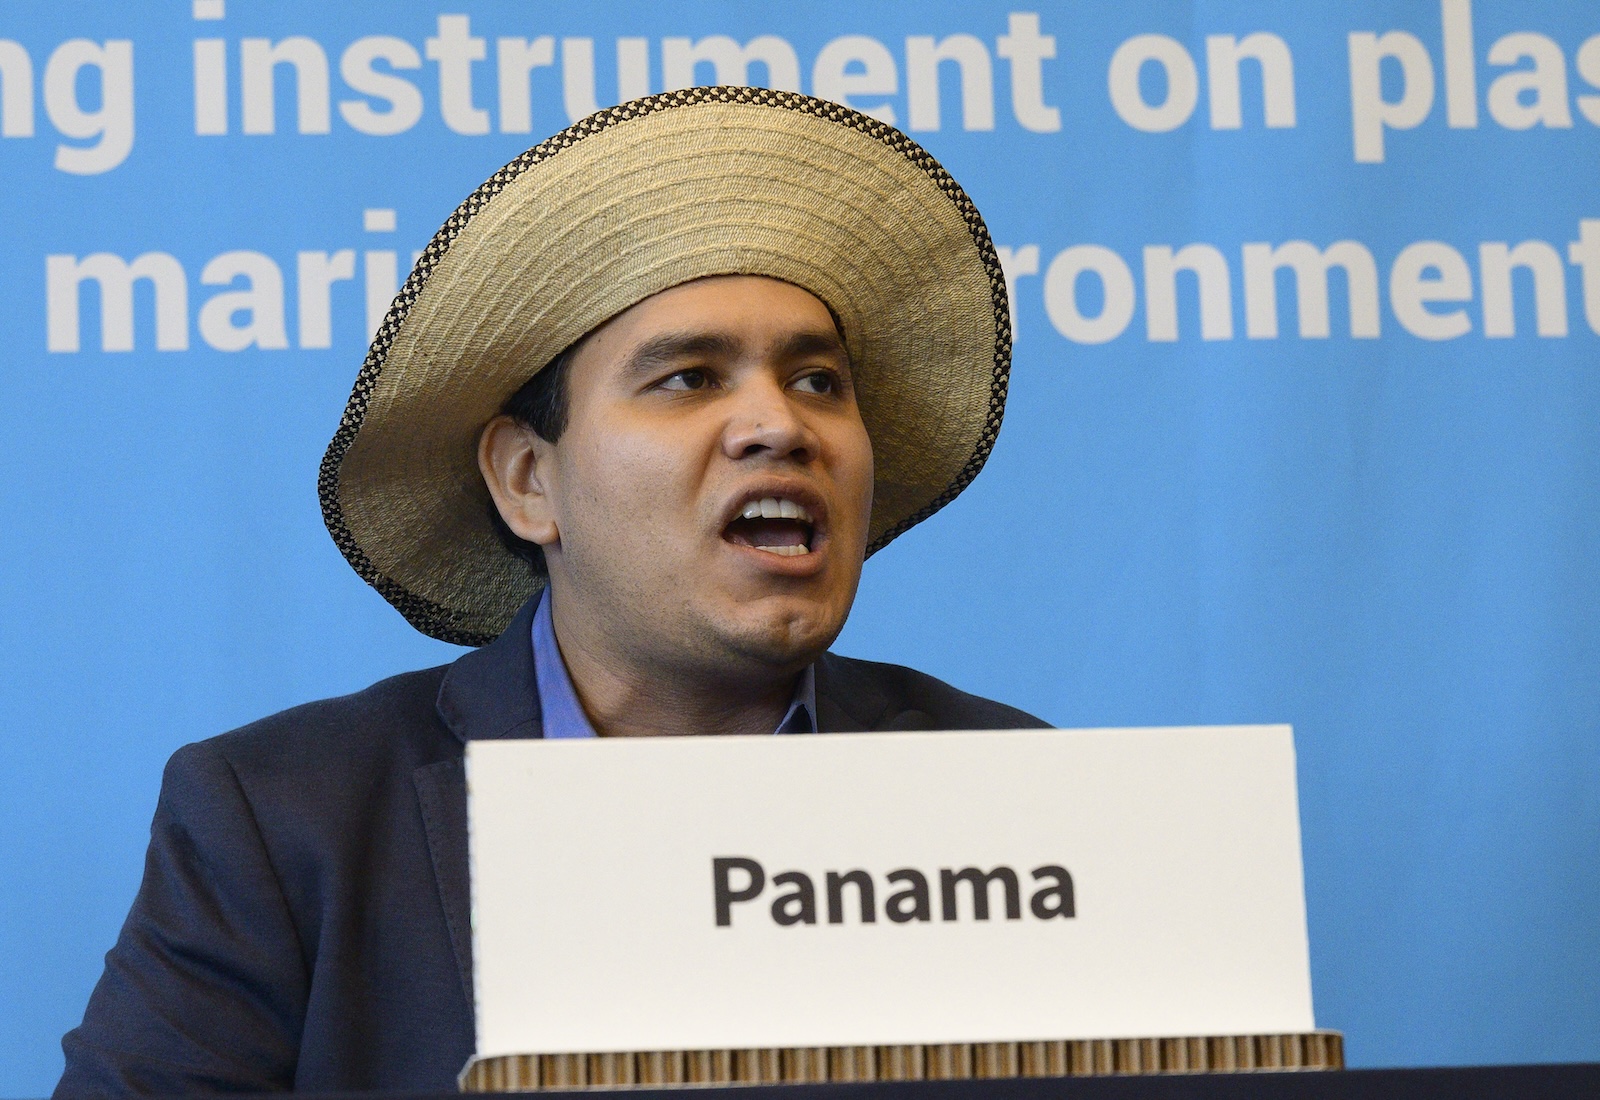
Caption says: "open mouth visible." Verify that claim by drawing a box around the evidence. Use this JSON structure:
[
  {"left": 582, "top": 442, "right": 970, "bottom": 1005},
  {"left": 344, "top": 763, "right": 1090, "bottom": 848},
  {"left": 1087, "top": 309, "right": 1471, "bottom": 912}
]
[{"left": 722, "top": 496, "right": 817, "bottom": 557}]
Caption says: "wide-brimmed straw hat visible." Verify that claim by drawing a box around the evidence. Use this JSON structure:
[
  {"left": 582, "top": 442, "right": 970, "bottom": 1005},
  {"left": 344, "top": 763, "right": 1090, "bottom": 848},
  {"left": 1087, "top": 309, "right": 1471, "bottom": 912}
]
[{"left": 319, "top": 86, "right": 1012, "bottom": 647}]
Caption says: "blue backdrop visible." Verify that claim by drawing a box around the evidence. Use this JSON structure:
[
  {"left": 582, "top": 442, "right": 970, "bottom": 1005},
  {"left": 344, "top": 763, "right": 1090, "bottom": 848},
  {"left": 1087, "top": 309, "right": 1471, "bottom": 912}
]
[{"left": 3, "top": 0, "right": 1598, "bottom": 1093}]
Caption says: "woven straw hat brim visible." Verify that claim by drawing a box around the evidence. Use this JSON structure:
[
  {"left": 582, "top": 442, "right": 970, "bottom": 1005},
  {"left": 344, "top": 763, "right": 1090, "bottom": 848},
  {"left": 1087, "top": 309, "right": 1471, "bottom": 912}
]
[{"left": 320, "top": 87, "right": 1011, "bottom": 646}]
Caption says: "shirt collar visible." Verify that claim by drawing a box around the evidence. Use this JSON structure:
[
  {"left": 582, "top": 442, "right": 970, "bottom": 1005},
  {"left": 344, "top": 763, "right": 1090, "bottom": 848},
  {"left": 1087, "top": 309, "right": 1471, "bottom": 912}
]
[{"left": 531, "top": 587, "right": 816, "bottom": 738}]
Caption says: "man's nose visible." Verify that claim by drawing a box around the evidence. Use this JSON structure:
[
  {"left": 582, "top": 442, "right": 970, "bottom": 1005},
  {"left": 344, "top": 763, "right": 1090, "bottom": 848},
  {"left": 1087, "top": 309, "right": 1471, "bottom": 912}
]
[{"left": 721, "top": 377, "right": 819, "bottom": 462}]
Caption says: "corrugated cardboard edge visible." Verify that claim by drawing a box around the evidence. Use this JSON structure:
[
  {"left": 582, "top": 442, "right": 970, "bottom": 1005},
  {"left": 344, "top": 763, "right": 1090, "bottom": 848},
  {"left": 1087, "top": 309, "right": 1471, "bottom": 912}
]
[{"left": 458, "top": 1031, "right": 1344, "bottom": 1090}]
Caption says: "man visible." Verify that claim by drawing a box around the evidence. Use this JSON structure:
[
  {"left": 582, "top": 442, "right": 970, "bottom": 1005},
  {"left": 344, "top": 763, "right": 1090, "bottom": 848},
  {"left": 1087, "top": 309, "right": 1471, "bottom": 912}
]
[{"left": 56, "top": 87, "right": 1044, "bottom": 1096}]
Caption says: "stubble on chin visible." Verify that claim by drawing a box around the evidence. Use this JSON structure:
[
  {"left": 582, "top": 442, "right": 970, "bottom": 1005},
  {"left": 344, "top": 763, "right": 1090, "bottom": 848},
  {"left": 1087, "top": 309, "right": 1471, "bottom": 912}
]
[{"left": 686, "top": 594, "right": 847, "bottom": 681}]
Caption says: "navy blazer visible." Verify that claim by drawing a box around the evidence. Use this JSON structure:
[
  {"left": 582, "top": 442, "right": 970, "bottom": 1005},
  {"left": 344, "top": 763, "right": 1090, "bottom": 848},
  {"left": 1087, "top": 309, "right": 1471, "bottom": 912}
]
[{"left": 55, "top": 599, "right": 1047, "bottom": 1096}]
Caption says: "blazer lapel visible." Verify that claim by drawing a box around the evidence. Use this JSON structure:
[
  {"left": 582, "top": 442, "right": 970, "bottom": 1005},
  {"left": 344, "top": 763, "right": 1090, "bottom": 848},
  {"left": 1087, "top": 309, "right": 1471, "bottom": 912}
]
[
  {"left": 416, "top": 596, "right": 546, "bottom": 1012},
  {"left": 413, "top": 759, "right": 474, "bottom": 1013}
]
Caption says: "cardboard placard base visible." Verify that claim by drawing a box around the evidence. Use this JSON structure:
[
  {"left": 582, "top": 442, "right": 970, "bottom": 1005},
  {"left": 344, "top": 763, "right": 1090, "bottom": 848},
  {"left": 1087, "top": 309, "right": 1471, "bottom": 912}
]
[{"left": 460, "top": 1032, "right": 1344, "bottom": 1091}]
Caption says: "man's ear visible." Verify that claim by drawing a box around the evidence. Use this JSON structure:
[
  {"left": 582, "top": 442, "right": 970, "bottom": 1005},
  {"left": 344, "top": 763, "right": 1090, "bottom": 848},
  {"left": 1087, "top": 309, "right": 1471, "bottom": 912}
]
[{"left": 478, "top": 415, "right": 560, "bottom": 547}]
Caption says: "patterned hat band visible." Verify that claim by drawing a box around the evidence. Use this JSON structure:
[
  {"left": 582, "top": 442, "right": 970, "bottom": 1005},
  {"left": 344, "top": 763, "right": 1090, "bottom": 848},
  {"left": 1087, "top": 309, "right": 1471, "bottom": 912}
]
[{"left": 319, "top": 86, "right": 1012, "bottom": 646}]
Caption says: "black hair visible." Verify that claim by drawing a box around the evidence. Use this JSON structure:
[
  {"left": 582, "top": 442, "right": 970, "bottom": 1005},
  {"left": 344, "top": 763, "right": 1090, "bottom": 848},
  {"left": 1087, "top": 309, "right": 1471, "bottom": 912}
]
[{"left": 487, "top": 345, "right": 575, "bottom": 577}]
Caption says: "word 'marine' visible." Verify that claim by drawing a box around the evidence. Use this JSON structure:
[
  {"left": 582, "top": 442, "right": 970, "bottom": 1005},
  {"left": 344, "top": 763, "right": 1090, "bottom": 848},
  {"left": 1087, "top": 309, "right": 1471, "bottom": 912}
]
[{"left": 713, "top": 857, "right": 1075, "bottom": 928}]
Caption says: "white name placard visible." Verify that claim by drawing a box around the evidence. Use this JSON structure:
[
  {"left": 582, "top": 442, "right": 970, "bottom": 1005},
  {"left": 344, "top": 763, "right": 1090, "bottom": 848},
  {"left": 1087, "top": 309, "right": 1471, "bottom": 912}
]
[{"left": 466, "top": 726, "right": 1314, "bottom": 1060}]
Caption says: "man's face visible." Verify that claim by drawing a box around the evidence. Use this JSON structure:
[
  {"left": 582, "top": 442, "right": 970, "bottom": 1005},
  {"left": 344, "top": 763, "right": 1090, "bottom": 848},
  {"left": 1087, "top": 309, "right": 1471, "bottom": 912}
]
[{"left": 532, "top": 275, "right": 874, "bottom": 679}]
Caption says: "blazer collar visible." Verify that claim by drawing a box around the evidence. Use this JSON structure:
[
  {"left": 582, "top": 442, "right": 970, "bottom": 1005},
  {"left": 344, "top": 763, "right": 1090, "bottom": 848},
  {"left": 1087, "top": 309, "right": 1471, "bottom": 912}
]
[
  {"left": 435, "top": 595, "right": 544, "bottom": 743},
  {"left": 814, "top": 651, "right": 893, "bottom": 732}
]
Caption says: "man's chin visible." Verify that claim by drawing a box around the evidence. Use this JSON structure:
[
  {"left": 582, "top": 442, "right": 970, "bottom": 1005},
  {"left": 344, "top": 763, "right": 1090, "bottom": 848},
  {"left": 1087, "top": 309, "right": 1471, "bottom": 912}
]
[{"left": 706, "top": 599, "right": 846, "bottom": 673}]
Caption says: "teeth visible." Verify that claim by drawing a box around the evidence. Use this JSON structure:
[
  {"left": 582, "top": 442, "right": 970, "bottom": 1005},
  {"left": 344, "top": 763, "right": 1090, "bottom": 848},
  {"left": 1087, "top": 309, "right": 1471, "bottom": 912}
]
[
  {"left": 741, "top": 496, "right": 815, "bottom": 523},
  {"left": 756, "top": 544, "right": 810, "bottom": 556}
]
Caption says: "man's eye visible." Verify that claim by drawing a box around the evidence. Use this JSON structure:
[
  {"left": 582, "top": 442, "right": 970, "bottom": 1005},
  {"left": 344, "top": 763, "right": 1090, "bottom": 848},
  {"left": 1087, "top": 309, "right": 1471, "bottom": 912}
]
[
  {"left": 660, "top": 368, "right": 711, "bottom": 391},
  {"left": 792, "top": 370, "right": 840, "bottom": 395}
]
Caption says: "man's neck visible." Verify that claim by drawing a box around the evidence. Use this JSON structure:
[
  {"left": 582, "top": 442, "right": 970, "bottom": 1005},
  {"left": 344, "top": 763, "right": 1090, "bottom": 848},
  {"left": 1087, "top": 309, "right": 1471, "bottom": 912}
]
[
  {"left": 564, "top": 650, "right": 798, "bottom": 737},
  {"left": 547, "top": 595, "right": 802, "bottom": 738}
]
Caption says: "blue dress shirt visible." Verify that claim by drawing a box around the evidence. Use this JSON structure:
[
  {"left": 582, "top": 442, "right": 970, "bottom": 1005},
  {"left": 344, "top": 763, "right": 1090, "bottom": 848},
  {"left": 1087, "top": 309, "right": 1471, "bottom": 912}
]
[{"left": 530, "top": 589, "right": 816, "bottom": 738}]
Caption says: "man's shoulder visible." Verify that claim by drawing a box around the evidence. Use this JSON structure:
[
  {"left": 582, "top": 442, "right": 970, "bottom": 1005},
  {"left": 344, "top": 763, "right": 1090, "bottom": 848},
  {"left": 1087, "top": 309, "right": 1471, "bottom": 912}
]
[
  {"left": 169, "top": 663, "right": 459, "bottom": 793},
  {"left": 817, "top": 653, "right": 1050, "bottom": 732}
]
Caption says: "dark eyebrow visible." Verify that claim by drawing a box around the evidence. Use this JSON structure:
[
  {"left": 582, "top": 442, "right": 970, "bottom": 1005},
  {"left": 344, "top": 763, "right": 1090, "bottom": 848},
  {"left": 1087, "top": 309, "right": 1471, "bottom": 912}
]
[
  {"left": 774, "top": 329, "right": 850, "bottom": 366},
  {"left": 618, "top": 328, "right": 850, "bottom": 379},
  {"left": 619, "top": 332, "right": 744, "bottom": 379}
]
